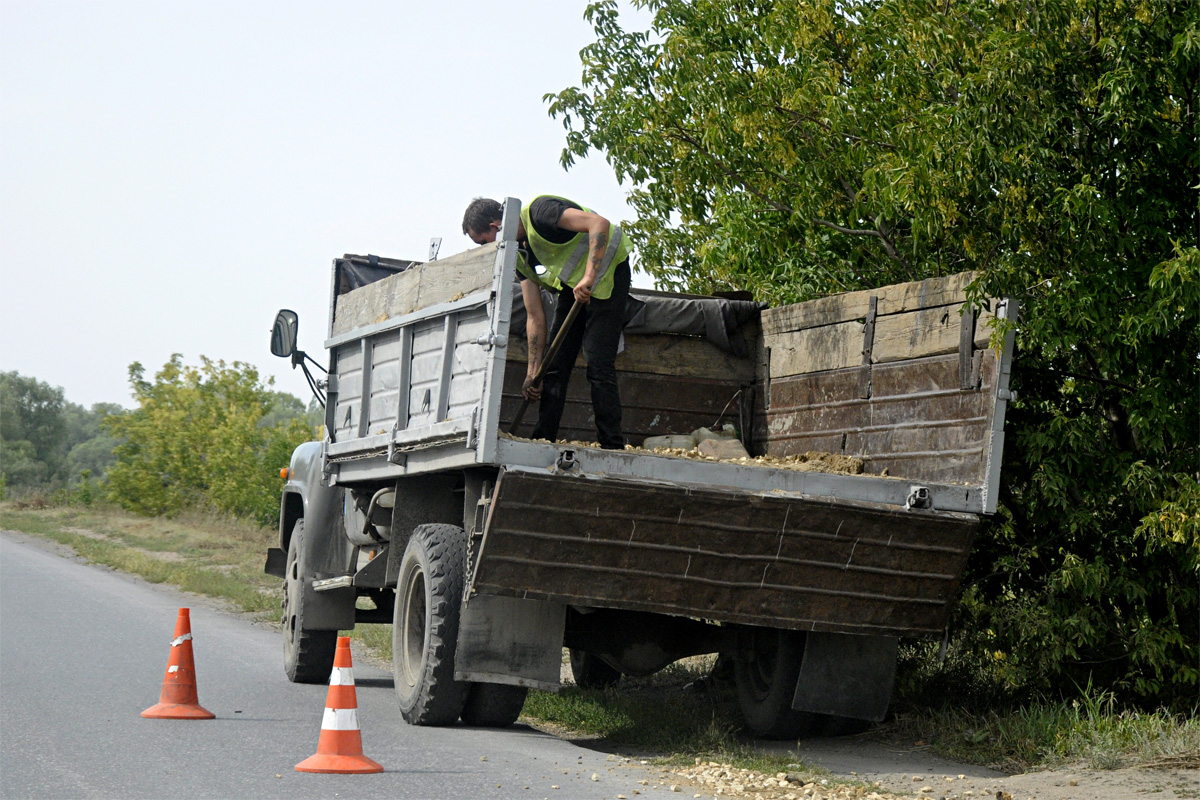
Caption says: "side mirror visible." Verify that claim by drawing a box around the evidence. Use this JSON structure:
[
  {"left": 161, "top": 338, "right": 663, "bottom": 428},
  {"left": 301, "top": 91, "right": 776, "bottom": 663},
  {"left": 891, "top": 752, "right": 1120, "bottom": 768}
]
[{"left": 270, "top": 309, "right": 299, "bottom": 358}]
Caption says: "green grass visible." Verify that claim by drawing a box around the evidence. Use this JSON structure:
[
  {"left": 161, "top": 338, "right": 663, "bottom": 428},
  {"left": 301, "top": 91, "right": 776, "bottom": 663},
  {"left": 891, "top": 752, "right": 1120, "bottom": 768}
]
[{"left": 2, "top": 502, "right": 281, "bottom": 615}]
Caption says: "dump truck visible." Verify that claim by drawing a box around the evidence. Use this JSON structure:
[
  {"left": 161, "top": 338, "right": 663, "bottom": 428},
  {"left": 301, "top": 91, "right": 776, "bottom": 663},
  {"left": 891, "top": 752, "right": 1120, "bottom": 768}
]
[{"left": 266, "top": 197, "right": 1017, "bottom": 738}]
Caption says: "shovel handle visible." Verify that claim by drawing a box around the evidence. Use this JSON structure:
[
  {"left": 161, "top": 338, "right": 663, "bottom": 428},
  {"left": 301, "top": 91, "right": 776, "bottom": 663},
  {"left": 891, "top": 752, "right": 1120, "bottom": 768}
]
[{"left": 508, "top": 300, "right": 584, "bottom": 435}]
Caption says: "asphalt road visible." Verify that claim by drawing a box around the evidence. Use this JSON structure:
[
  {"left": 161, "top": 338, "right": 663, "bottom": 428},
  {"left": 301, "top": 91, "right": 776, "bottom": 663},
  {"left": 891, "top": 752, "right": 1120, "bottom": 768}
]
[{"left": 0, "top": 531, "right": 679, "bottom": 800}]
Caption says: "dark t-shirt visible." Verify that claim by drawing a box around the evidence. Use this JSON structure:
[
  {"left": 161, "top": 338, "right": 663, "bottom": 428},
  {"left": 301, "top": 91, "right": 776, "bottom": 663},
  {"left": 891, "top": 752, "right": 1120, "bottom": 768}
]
[{"left": 521, "top": 196, "right": 581, "bottom": 268}]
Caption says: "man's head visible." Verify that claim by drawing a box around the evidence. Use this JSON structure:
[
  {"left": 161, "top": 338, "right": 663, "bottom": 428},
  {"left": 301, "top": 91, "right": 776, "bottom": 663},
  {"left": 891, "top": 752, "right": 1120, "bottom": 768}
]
[{"left": 462, "top": 197, "right": 504, "bottom": 244}]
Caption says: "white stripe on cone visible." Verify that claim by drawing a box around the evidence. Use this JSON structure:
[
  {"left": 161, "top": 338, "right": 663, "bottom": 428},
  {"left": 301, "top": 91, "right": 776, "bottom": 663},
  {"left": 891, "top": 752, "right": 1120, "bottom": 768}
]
[
  {"left": 329, "top": 667, "right": 355, "bottom": 686},
  {"left": 321, "top": 707, "right": 360, "bottom": 731}
]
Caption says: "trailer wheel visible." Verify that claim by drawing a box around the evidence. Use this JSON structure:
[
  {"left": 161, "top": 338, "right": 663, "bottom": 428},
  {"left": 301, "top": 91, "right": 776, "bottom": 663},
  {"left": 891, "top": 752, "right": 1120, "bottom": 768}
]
[
  {"left": 569, "top": 649, "right": 622, "bottom": 689},
  {"left": 282, "top": 520, "right": 337, "bottom": 683},
  {"left": 460, "top": 682, "right": 528, "bottom": 727},
  {"left": 733, "top": 627, "right": 822, "bottom": 740},
  {"left": 393, "top": 523, "right": 469, "bottom": 725}
]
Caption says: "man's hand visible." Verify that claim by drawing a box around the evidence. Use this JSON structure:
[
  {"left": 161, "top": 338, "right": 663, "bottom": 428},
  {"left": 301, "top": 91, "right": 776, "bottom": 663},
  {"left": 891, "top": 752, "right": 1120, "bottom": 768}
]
[
  {"left": 522, "top": 371, "right": 542, "bottom": 401},
  {"left": 573, "top": 272, "right": 596, "bottom": 304}
]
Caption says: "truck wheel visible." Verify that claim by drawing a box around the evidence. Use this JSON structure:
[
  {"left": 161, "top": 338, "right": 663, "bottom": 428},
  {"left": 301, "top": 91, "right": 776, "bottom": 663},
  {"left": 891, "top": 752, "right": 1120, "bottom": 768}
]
[
  {"left": 460, "top": 682, "right": 528, "bottom": 727},
  {"left": 282, "top": 520, "right": 337, "bottom": 683},
  {"left": 569, "top": 649, "right": 622, "bottom": 689},
  {"left": 393, "top": 523, "right": 469, "bottom": 725},
  {"left": 733, "top": 627, "right": 822, "bottom": 740}
]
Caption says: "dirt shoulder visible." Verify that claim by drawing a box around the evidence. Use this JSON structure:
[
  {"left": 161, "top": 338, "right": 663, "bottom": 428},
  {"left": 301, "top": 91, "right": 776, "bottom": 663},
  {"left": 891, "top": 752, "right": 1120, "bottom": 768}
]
[{"left": 595, "top": 734, "right": 1199, "bottom": 800}]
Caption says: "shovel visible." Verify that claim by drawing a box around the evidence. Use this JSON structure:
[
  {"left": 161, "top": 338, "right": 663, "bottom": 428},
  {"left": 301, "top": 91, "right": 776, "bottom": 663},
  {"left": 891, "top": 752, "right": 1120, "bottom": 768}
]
[{"left": 508, "top": 300, "right": 583, "bottom": 434}]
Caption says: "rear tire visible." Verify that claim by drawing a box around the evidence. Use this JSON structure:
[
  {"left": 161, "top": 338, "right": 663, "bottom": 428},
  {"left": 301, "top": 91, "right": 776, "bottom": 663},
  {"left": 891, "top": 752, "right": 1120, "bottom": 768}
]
[
  {"left": 393, "top": 523, "right": 470, "bottom": 725},
  {"left": 282, "top": 520, "right": 337, "bottom": 683},
  {"left": 460, "top": 682, "right": 528, "bottom": 727},
  {"left": 569, "top": 649, "right": 622, "bottom": 689},
  {"left": 733, "top": 627, "right": 822, "bottom": 740}
]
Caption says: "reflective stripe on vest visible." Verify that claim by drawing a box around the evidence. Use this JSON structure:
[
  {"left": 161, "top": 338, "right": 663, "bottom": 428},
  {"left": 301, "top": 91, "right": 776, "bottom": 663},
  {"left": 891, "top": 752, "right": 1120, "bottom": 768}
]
[{"left": 519, "top": 196, "right": 629, "bottom": 300}]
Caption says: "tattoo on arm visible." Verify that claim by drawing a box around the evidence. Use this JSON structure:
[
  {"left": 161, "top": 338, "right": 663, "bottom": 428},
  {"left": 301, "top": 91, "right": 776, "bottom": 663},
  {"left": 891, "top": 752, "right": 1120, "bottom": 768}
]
[
  {"left": 529, "top": 333, "right": 541, "bottom": 368},
  {"left": 591, "top": 231, "right": 608, "bottom": 262}
]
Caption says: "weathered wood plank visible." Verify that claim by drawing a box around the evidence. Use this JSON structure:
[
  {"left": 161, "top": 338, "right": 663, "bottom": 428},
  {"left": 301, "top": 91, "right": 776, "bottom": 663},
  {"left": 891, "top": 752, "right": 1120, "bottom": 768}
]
[
  {"left": 766, "top": 302, "right": 996, "bottom": 376},
  {"left": 500, "top": 358, "right": 746, "bottom": 447},
  {"left": 761, "top": 271, "right": 978, "bottom": 335},
  {"left": 331, "top": 243, "right": 496, "bottom": 335},
  {"left": 765, "top": 320, "right": 865, "bottom": 377},
  {"left": 507, "top": 332, "right": 757, "bottom": 383}
]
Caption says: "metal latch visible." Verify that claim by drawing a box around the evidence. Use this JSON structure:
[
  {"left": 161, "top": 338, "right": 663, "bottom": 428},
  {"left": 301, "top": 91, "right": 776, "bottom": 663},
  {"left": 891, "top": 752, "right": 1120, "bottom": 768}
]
[
  {"left": 555, "top": 449, "right": 579, "bottom": 473},
  {"left": 473, "top": 332, "right": 507, "bottom": 350},
  {"left": 905, "top": 486, "right": 932, "bottom": 510}
]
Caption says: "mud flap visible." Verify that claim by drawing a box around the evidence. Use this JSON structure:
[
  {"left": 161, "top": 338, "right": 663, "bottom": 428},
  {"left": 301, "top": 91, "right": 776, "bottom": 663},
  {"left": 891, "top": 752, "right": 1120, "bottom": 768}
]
[
  {"left": 264, "top": 547, "right": 287, "bottom": 578},
  {"left": 791, "top": 632, "right": 897, "bottom": 722},
  {"left": 455, "top": 594, "right": 565, "bottom": 690}
]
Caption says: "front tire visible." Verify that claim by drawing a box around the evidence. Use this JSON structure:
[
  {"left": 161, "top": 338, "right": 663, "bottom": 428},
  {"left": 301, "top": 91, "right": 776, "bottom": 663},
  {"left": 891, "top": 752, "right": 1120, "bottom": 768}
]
[
  {"left": 733, "top": 627, "right": 822, "bottom": 740},
  {"left": 282, "top": 520, "right": 337, "bottom": 683},
  {"left": 393, "top": 523, "right": 470, "bottom": 725}
]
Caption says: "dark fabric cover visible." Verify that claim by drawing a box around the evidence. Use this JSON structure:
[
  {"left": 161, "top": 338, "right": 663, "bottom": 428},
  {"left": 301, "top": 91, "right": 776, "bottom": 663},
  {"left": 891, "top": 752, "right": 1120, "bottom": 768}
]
[
  {"left": 335, "top": 253, "right": 421, "bottom": 296},
  {"left": 509, "top": 280, "right": 763, "bottom": 356}
]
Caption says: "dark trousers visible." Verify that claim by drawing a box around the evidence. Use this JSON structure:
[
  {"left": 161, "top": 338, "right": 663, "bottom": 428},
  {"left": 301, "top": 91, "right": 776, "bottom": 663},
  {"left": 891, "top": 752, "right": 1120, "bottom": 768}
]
[{"left": 531, "top": 260, "right": 631, "bottom": 449}]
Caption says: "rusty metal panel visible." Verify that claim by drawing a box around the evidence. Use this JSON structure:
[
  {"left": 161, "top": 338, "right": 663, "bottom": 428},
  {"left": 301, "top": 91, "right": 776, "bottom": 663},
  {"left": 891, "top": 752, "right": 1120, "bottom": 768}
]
[{"left": 473, "top": 470, "right": 978, "bottom": 638}]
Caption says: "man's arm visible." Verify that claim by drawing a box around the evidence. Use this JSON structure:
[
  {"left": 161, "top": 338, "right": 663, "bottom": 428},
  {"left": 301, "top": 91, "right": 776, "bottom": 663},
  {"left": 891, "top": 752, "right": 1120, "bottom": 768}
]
[
  {"left": 521, "top": 278, "right": 547, "bottom": 400},
  {"left": 556, "top": 207, "right": 612, "bottom": 304}
]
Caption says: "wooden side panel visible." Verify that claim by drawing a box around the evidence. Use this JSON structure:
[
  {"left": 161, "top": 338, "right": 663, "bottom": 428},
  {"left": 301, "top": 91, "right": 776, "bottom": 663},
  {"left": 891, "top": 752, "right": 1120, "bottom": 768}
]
[
  {"left": 331, "top": 244, "right": 496, "bottom": 336},
  {"left": 758, "top": 270, "right": 1003, "bottom": 488},
  {"left": 475, "top": 471, "right": 978, "bottom": 638}
]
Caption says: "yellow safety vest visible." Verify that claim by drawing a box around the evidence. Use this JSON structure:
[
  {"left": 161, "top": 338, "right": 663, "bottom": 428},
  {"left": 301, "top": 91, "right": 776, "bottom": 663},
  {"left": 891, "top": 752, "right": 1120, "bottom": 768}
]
[{"left": 518, "top": 196, "right": 630, "bottom": 300}]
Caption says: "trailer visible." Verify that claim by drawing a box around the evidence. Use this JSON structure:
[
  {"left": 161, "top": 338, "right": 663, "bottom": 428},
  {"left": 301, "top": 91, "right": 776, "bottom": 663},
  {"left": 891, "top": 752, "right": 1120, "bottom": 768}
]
[{"left": 266, "top": 197, "right": 1016, "bottom": 737}]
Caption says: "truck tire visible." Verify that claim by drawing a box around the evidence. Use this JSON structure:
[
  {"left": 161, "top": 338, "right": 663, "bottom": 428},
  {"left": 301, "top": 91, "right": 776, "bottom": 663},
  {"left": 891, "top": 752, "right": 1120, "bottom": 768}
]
[
  {"left": 393, "top": 523, "right": 470, "bottom": 726},
  {"left": 460, "top": 682, "right": 528, "bottom": 727},
  {"left": 733, "top": 626, "right": 822, "bottom": 740},
  {"left": 282, "top": 520, "right": 337, "bottom": 683},
  {"left": 569, "top": 649, "right": 622, "bottom": 689}
]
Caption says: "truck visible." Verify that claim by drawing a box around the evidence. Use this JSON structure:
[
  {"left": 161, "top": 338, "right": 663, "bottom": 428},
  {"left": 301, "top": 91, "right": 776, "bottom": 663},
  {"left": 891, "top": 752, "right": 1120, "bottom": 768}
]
[{"left": 265, "top": 197, "right": 1017, "bottom": 738}]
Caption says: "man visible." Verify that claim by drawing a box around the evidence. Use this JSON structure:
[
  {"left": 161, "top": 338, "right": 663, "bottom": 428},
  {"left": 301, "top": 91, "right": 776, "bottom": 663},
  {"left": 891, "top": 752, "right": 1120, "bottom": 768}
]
[{"left": 462, "top": 195, "right": 631, "bottom": 450}]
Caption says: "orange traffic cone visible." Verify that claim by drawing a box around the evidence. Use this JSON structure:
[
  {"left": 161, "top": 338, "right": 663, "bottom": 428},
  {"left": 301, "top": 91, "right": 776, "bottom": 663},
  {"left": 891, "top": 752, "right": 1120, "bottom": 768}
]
[
  {"left": 142, "top": 608, "right": 215, "bottom": 719},
  {"left": 295, "top": 636, "right": 383, "bottom": 774}
]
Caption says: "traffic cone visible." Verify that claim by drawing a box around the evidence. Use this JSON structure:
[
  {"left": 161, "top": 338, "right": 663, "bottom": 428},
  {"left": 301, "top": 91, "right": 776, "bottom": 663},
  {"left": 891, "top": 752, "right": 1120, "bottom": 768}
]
[
  {"left": 142, "top": 608, "right": 215, "bottom": 719},
  {"left": 295, "top": 636, "right": 383, "bottom": 774}
]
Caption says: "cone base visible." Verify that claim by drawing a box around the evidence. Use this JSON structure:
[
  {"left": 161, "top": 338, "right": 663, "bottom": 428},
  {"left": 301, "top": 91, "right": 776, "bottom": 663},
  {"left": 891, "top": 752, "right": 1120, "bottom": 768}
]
[
  {"left": 295, "top": 753, "right": 384, "bottom": 774},
  {"left": 141, "top": 702, "right": 216, "bottom": 719}
]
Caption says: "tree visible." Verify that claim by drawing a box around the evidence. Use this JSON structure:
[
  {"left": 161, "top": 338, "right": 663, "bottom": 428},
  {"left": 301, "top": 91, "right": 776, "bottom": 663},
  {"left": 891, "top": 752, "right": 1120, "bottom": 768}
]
[
  {"left": 0, "top": 371, "right": 68, "bottom": 487},
  {"left": 104, "top": 356, "right": 316, "bottom": 525},
  {"left": 551, "top": 0, "right": 1198, "bottom": 707}
]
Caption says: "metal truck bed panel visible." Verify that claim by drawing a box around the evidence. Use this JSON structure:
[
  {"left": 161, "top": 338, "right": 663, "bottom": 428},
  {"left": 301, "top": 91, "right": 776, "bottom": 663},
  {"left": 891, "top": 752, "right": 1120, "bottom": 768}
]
[{"left": 473, "top": 469, "right": 978, "bottom": 638}]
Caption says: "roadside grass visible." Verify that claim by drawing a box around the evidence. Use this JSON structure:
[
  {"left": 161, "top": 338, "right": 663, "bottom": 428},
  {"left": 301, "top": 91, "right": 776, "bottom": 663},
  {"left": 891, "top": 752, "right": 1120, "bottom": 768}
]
[
  {"left": 4, "top": 501, "right": 1196, "bottom": 777},
  {"left": 1, "top": 501, "right": 280, "bottom": 616},
  {"left": 886, "top": 695, "right": 1200, "bottom": 773}
]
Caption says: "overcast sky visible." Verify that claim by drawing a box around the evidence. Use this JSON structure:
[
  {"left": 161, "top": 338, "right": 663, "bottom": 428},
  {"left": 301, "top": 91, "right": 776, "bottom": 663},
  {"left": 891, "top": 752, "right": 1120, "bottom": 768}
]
[{"left": 1, "top": 1, "right": 653, "bottom": 409}]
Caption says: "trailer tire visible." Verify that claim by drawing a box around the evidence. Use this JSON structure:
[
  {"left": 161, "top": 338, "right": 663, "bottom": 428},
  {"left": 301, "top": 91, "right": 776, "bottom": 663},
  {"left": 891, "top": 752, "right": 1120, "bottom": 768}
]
[
  {"left": 568, "top": 649, "right": 622, "bottom": 689},
  {"left": 282, "top": 520, "right": 337, "bottom": 683},
  {"left": 460, "top": 682, "right": 528, "bottom": 727},
  {"left": 393, "top": 523, "right": 469, "bottom": 726},
  {"left": 733, "top": 627, "right": 822, "bottom": 740}
]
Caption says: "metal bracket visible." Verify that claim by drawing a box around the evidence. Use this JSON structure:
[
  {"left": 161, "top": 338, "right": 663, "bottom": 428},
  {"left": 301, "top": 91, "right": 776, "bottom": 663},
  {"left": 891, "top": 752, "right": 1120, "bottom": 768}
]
[
  {"left": 554, "top": 449, "right": 579, "bottom": 474},
  {"left": 473, "top": 332, "right": 508, "bottom": 350},
  {"left": 904, "top": 485, "right": 932, "bottom": 510}
]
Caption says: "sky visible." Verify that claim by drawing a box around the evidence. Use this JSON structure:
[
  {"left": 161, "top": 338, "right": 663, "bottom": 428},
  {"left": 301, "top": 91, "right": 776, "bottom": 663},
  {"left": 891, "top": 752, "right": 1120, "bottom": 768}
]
[{"left": 1, "top": 1, "right": 653, "bottom": 409}]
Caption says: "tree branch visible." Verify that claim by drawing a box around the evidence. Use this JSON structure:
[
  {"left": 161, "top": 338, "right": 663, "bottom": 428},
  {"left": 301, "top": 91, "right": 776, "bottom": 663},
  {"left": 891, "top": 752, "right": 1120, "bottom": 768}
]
[{"left": 814, "top": 219, "right": 912, "bottom": 271}]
